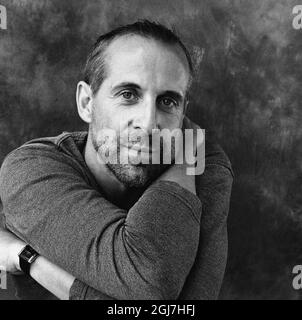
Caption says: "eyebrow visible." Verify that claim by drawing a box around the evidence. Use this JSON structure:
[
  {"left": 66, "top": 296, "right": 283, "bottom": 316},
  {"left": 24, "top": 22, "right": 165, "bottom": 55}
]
[
  {"left": 111, "top": 82, "right": 141, "bottom": 93},
  {"left": 111, "top": 82, "right": 184, "bottom": 102},
  {"left": 160, "top": 90, "right": 184, "bottom": 103}
]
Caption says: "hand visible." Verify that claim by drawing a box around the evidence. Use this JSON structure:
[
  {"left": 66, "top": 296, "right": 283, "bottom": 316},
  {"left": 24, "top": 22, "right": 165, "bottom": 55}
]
[
  {"left": 182, "top": 116, "right": 205, "bottom": 176},
  {"left": 156, "top": 116, "right": 202, "bottom": 195},
  {"left": 0, "top": 228, "right": 25, "bottom": 274},
  {"left": 158, "top": 162, "right": 196, "bottom": 194}
]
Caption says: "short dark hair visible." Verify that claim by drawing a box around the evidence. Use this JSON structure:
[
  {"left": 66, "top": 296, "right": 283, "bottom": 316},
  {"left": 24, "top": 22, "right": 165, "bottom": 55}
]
[{"left": 83, "top": 20, "right": 194, "bottom": 96}]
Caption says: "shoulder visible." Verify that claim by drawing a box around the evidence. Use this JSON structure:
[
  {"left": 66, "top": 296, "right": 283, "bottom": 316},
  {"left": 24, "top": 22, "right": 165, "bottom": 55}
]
[
  {"left": 0, "top": 131, "right": 88, "bottom": 185},
  {"left": 3, "top": 131, "right": 86, "bottom": 161}
]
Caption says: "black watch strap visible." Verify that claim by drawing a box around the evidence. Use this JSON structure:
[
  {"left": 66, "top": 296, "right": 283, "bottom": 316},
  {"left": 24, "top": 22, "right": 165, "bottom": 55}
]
[{"left": 18, "top": 245, "right": 39, "bottom": 276}]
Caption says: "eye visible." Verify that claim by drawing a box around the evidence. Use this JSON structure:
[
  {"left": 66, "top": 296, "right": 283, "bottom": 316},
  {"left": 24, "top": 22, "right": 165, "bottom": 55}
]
[
  {"left": 120, "top": 91, "right": 137, "bottom": 101},
  {"left": 159, "top": 97, "right": 178, "bottom": 110}
]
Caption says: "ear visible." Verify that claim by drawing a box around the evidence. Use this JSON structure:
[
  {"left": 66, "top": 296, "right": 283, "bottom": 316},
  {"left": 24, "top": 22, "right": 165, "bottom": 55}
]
[{"left": 76, "top": 81, "right": 94, "bottom": 124}]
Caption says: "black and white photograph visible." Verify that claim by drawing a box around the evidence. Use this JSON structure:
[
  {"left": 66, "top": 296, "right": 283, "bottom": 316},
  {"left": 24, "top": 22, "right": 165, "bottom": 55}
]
[{"left": 0, "top": 0, "right": 301, "bottom": 306}]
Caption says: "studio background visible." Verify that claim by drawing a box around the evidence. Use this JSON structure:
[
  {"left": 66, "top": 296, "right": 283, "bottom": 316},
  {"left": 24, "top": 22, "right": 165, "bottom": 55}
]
[{"left": 0, "top": 0, "right": 301, "bottom": 300}]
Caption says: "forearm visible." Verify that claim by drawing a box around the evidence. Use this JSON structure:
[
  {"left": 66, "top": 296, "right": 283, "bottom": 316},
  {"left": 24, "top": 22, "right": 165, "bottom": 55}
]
[
  {"left": 70, "top": 181, "right": 201, "bottom": 299},
  {"left": 8, "top": 181, "right": 201, "bottom": 300},
  {"left": 4, "top": 182, "right": 201, "bottom": 299},
  {"left": 1, "top": 146, "right": 201, "bottom": 299},
  {"left": 69, "top": 140, "right": 234, "bottom": 301},
  {"left": 68, "top": 137, "right": 234, "bottom": 301},
  {"left": 9, "top": 239, "right": 74, "bottom": 300},
  {"left": 29, "top": 256, "right": 75, "bottom": 300},
  {"left": 179, "top": 140, "right": 234, "bottom": 300}
]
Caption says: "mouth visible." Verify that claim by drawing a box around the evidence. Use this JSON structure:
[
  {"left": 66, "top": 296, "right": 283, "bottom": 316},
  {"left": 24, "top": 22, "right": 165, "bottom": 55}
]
[
  {"left": 121, "top": 144, "right": 160, "bottom": 166},
  {"left": 123, "top": 143, "right": 156, "bottom": 154}
]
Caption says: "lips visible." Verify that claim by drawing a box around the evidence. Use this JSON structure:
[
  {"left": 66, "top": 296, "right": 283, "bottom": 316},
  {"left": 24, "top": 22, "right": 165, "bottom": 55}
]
[
  {"left": 128, "top": 144, "right": 153, "bottom": 153},
  {"left": 121, "top": 141, "right": 155, "bottom": 153}
]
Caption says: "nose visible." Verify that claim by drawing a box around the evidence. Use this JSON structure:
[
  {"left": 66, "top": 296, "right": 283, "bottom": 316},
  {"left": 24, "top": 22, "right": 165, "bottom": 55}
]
[{"left": 133, "top": 96, "right": 158, "bottom": 134}]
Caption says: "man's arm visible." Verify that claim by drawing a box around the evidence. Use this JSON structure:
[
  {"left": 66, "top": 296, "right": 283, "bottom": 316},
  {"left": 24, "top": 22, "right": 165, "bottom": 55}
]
[
  {"left": 0, "top": 228, "right": 75, "bottom": 300},
  {"left": 0, "top": 227, "right": 117, "bottom": 300},
  {"left": 0, "top": 157, "right": 199, "bottom": 300},
  {"left": 31, "top": 132, "right": 233, "bottom": 301},
  {"left": 180, "top": 162, "right": 233, "bottom": 299},
  {"left": 69, "top": 134, "right": 234, "bottom": 300},
  {"left": 0, "top": 145, "right": 201, "bottom": 300},
  {"left": 1, "top": 129, "right": 232, "bottom": 301},
  {"left": 30, "top": 255, "right": 75, "bottom": 300},
  {"left": 179, "top": 130, "right": 233, "bottom": 300}
]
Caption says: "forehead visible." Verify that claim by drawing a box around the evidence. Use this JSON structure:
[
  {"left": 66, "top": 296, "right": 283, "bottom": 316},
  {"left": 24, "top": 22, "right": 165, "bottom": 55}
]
[{"left": 103, "top": 35, "right": 190, "bottom": 93}]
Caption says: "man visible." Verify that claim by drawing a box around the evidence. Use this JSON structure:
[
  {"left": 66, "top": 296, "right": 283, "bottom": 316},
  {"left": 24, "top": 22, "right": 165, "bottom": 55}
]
[{"left": 0, "top": 20, "right": 233, "bottom": 300}]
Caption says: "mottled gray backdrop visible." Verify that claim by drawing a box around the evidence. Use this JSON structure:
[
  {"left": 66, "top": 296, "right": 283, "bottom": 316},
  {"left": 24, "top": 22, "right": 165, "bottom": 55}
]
[{"left": 0, "top": 0, "right": 301, "bottom": 300}]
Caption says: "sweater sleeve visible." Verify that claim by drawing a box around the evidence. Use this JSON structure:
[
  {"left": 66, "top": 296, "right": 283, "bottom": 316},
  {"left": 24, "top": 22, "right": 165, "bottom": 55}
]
[
  {"left": 0, "top": 145, "right": 202, "bottom": 300},
  {"left": 70, "top": 140, "right": 234, "bottom": 301},
  {"left": 179, "top": 140, "right": 234, "bottom": 300}
]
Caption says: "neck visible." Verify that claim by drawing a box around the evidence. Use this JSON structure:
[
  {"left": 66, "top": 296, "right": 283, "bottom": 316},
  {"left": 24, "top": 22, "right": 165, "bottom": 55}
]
[{"left": 84, "top": 132, "right": 144, "bottom": 209}]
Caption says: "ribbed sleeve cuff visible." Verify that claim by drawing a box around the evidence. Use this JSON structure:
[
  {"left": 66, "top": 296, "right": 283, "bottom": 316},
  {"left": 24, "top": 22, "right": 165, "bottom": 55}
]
[{"left": 69, "top": 279, "right": 88, "bottom": 300}]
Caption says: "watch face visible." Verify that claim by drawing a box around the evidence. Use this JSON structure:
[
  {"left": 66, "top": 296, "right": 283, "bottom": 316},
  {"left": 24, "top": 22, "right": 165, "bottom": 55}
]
[
  {"left": 19, "top": 245, "right": 39, "bottom": 275},
  {"left": 20, "top": 246, "right": 38, "bottom": 262},
  {"left": 22, "top": 248, "right": 34, "bottom": 260}
]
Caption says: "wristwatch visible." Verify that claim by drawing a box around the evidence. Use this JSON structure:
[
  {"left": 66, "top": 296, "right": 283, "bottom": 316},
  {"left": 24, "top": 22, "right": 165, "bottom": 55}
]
[{"left": 18, "top": 245, "right": 39, "bottom": 276}]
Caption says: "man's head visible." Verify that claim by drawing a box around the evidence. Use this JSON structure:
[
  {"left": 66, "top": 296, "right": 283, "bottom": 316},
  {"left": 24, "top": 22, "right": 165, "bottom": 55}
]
[
  {"left": 77, "top": 20, "right": 194, "bottom": 188},
  {"left": 83, "top": 20, "right": 194, "bottom": 96}
]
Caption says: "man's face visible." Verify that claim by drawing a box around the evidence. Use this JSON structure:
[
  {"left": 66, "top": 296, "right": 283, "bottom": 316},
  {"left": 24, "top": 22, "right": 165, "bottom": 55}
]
[{"left": 90, "top": 35, "right": 190, "bottom": 188}]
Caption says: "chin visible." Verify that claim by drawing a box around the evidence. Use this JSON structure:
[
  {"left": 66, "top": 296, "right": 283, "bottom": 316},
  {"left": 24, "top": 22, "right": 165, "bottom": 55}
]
[{"left": 106, "top": 163, "right": 163, "bottom": 188}]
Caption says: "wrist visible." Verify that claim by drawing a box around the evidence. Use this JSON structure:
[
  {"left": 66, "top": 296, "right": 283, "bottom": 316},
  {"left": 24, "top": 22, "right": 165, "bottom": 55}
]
[
  {"left": 159, "top": 165, "right": 196, "bottom": 195},
  {"left": 10, "top": 241, "right": 26, "bottom": 272}
]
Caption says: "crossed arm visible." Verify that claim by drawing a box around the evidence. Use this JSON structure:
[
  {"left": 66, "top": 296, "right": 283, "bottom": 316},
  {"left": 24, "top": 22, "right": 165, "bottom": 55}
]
[
  {"left": 0, "top": 142, "right": 203, "bottom": 300},
  {"left": 0, "top": 125, "right": 233, "bottom": 300}
]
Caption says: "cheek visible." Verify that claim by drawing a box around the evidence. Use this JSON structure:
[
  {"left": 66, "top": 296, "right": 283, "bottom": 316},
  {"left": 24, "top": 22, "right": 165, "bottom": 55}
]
[
  {"left": 159, "top": 112, "right": 184, "bottom": 130},
  {"left": 92, "top": 103, "right": 117, "bottom": 131}
]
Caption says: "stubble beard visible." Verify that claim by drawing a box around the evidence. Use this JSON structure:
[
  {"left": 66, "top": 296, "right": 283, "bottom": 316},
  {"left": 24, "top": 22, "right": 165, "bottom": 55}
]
[{"left": 90, "top": 125, "right": 170, "bottom": 189}]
